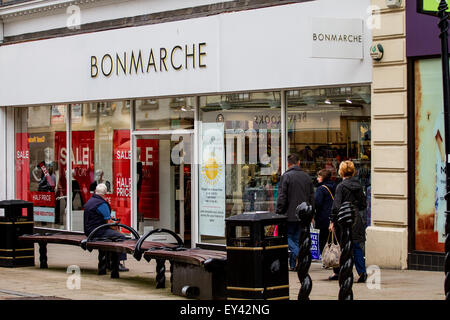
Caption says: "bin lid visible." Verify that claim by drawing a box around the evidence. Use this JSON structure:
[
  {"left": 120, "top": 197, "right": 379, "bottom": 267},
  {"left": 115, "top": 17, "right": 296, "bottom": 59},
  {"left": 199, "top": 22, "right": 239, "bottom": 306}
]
[
  {"left": 0, "top": 200, "right": 33, "bottom": 208},
  {"left": 225, "top": 211, "right": 287, "bottom": 222}
]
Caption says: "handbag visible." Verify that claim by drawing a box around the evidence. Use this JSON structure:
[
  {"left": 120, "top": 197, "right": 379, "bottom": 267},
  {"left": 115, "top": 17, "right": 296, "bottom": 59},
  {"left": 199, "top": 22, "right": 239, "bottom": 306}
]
[{"left": 321, "top": 230, "right": 341, "bottom": 268}]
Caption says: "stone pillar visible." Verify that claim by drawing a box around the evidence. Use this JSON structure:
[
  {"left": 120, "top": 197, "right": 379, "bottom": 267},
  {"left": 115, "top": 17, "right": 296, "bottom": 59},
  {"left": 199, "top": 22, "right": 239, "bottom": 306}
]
[{"left": 367, "top": 0, "right": 408, "bottom": 269}]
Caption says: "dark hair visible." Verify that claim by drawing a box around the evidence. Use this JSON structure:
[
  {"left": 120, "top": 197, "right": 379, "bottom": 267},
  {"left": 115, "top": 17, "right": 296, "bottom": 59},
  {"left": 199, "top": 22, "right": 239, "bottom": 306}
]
[
  {"left": 288, "top": 153, "right": 299, "bottom": 165},
  {"left": 317, "top": 169, "right": 332, "bottom": 181}
]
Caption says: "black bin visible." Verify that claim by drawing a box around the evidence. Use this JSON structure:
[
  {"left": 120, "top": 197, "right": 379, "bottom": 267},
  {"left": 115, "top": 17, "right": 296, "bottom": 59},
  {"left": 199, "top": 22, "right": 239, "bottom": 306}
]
[
  {"left": 0, "top": 200, "right": 35, "bottom": 267},
  {"left": 225, "top": 211, "right": 289, "bottom": 300}
]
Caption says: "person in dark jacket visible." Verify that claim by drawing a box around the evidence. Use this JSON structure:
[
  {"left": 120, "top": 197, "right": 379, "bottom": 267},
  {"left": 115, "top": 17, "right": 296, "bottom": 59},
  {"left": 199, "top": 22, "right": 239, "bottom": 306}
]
[
  {"left": 314, "top": 169, "right": 336, "bottom": 256},
  {"left": 328, "top": 160, "right": 368, "bottom": 283},
  {"left": 84, "top": 183, "right": 129, "bottom": 272},
  {"left": 276, "top": 153, "right": 315, "bottom": 271}
]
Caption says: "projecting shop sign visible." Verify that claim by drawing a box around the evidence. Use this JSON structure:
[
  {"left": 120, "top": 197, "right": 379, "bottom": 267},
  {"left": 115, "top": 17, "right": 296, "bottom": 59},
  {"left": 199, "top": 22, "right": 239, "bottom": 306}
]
[{"left": 311, "top": 17, "right": 364, "bottom": 60}]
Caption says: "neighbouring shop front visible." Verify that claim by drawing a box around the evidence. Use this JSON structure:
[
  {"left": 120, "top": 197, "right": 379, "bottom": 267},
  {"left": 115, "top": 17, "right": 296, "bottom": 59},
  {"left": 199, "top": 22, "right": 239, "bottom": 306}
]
[
  {"left": 407, "top": 1, "right": 447, "bottom": 271},
  {"left": 0, "top": 0, "right": 372, "bottom": 248}
]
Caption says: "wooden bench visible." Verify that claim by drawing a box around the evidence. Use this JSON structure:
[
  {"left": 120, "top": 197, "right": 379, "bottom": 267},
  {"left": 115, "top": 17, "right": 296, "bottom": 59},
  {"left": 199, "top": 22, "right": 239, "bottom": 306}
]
[
  {"left": 133, "top": 230, "right": 227, "bottom": 300},
  {"left": 18, "top": 223, "right": 176, "bottom": 280},
  {"left": 19, "top": 225, "right": 228, "bottom": 299}
]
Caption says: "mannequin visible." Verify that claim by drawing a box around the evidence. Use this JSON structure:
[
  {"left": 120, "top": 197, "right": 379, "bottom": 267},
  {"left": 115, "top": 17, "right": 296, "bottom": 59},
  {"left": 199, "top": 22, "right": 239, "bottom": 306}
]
[
  {"left": 34, "top": 147, "right": 56, "bottom": 192},
  {"left": 89, "top": 169, "right": 111, "bottom": 193}
]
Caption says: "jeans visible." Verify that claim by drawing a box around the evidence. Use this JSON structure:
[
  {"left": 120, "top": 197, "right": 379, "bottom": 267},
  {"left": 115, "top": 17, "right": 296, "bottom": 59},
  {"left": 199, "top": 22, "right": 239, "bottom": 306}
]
[
  {"left": 318, "top": 227, "right": 330, "bottom": 256},
  {"left": 353, "top": 242, "right": 366, "bottom": 275},
  {"left": 287, "top": 222, "right": 301, "bottom": 269}
]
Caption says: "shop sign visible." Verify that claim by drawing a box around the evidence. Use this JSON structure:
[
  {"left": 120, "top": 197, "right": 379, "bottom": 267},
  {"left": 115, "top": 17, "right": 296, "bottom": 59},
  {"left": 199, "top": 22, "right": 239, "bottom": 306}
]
[
  {"left": 311, "top": 17, "right": 364, "bottom": 59},
  {"left": 199, "top": 123, "right": 226, "bottom": 237},
  {"left": 34, "top": 207, "right": 55, "bottom": 223},
  {"left": 417, "top": 0, "right": 450, "bottom": 16},
  {"left": 30, "top": 191, "right": 55, "bottom": 223},
  {"left": 91, "top": 43, "right": 207, "bottom": 78},
  {"left": 51, "top": 105, "right": 66, "bottom": 124}
]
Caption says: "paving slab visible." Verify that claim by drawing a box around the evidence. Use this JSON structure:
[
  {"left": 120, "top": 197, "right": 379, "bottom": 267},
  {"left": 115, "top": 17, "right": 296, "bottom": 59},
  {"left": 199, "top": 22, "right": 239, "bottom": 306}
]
[{"left": 0, "top": 244, "right": 445, "bottom": 300}]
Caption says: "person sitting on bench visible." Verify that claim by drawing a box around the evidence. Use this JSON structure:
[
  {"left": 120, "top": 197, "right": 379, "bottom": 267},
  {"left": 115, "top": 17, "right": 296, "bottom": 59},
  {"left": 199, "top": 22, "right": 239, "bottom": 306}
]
[{"left": 83, "top": 183, "right": 129, "bottom": 272}]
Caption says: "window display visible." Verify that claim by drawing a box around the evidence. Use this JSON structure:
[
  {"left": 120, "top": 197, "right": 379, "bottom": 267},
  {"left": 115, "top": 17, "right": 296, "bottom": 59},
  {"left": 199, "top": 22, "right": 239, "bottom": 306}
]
[
  {"left": 15, "top": 106, "right": 68, "bottom": 229},
  {"left": 414, "top": 58, "right": 446, "bottom": 252},
  {"left": 199, "top": 92, "right": 282, "bottom": 244},
  {"left": 287, "top": 86, "right": 371, "bottom": 193},
  {"left": 70, "top": 101, "right": 131, "bottom": 232}
]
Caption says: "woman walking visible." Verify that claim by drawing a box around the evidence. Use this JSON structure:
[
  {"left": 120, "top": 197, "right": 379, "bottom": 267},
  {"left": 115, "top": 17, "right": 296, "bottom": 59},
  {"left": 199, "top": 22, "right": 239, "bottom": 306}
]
[
  {"left": 328, "top": 160, "right": 368, "bottom": 283},
  {"left": 314, "top": 169, "right": 336, "bottom": 257}
]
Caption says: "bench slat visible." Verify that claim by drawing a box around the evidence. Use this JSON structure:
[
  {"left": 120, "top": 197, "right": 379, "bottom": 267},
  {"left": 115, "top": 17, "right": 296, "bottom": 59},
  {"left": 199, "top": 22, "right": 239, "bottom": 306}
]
[
  {"left": 143, "top": 248, "right": 227, "bottom": 266},
  {"left": 18, "top": 234, "right": 85, "bottom": 246}
]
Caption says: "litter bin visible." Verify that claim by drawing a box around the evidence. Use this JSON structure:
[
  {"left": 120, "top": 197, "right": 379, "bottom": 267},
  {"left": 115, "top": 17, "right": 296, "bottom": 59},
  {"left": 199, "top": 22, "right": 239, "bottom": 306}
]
[
  {"left": 225, "top": 211, "right": 289, "bottom": 300},
  {"left": 0, "top": 200, "right": 35, "bottom": 267}
]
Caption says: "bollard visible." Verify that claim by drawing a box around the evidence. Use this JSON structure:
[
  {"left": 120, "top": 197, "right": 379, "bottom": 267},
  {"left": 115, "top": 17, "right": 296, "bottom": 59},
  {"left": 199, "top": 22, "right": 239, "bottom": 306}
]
[
  {"left": 295, "top": 202, "right": 314, "bottom": 301},
  {"left": 337, "top": 201, "right": 355, "bottom": 300}
]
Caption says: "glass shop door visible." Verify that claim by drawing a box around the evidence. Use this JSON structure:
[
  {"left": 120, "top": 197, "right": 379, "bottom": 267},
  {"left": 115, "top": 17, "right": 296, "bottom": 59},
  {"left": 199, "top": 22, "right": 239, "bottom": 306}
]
[{"left": 133, "top": 131, "right": 193, "bottom": 246}]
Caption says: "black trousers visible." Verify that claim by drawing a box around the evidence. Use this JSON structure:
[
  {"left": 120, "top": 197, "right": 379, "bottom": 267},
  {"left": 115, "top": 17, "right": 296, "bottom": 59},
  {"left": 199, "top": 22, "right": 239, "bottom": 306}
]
[{"left": 95, "top": 228, "right": 127, "bottom": 261}]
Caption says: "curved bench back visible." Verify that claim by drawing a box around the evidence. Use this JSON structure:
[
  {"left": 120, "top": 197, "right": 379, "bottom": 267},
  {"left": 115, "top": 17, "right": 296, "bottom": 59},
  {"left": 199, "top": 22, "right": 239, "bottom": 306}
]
[
  {"left": 80, "top": 223, "right": 140, "bottom": 251},
  {"left": 133, "top": 228, "right": 184, "bottom": 261}
]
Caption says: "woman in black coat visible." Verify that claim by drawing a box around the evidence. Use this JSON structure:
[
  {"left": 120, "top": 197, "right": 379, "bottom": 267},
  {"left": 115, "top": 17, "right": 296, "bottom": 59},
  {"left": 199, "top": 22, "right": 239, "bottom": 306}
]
[
  {"left": 314, "top": 169, "right": 336, "bottom": 256},
  {"left": 328, "top": 160, "right": 368, "bottom": 283}
]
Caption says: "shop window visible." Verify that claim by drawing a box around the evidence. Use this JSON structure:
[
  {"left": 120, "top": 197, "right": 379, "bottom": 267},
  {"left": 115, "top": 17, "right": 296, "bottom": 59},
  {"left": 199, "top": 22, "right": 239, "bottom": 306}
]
[
  {"left": 134, "top": 97, "right": 195, "bottom": 130},
  {"left": 414, "top": 59, "right": 447, "bottom": 253},
  {"left": 287, "top": 85, "right": 371, "bottom": 194},
  {"left": 199, "top": 92, "right": 281, "bottom": 245},
  {"left": 15, "top": 106, "right": 68, "bottom": 230},
  {"left": 70, "top": 101, "right": 131, "bottom": 232}
]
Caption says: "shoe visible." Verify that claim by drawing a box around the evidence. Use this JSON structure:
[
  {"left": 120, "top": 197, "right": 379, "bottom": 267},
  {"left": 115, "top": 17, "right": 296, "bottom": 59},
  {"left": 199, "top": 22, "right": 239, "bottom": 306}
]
[
  {"left": 118, "top": 263, "right": 129, "bottom": 272},
  {"left": 328, "top": 274, "right": 339, "bottom": 281},
  {"left": 357, "top": 272, "right": 367, "bottom": 283}
]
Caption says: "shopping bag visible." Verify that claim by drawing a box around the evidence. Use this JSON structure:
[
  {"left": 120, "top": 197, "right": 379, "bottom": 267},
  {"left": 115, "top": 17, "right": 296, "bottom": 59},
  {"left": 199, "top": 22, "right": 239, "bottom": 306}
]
[
  {"left": 310, "top": 224, "right": 321, "bottom": 260},
  {"left": 322, "top": 230, "right": 341, "bottom": 268}
]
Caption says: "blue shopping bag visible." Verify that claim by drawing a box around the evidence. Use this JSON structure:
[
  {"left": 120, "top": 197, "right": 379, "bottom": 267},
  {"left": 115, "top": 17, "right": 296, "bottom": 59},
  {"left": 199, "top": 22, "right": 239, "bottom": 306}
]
[{"left": 310, "top": 225, "right": 321, "bottom": 260}]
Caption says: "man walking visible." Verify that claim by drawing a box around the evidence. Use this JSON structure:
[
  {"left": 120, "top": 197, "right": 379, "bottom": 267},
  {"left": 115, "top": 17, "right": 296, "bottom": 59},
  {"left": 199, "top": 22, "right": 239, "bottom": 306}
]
[
  {"left": 276, "top": 154, "right": 314, "bottom": 271},
  {"left": 84, "top": 183, "right": 129, "bottom": 272}
]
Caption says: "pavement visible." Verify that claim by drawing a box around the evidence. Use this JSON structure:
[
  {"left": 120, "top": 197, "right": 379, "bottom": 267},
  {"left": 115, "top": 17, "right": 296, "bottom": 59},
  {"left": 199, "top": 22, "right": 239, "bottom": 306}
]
[{"left": 0, "top": 244, "right": 446, "bottom": 300}]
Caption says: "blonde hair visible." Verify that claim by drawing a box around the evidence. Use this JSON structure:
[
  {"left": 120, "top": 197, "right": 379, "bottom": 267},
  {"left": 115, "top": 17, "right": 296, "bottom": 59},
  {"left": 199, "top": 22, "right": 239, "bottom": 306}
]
[{"left": 338, "top": 161, "right": 356, "bottom": 178}]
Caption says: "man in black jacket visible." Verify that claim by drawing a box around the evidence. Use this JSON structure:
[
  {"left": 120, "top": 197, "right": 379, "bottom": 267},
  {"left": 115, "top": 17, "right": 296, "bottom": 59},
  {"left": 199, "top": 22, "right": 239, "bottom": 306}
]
[{"left": 276, "top": 154, "right": 314, "bottom": 271}]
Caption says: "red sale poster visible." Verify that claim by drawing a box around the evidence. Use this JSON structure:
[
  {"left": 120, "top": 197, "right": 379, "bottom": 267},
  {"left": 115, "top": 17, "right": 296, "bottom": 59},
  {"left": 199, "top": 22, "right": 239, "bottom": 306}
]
[
  {"left": 55, "top": 131, "right": 94, "bottom": 207},
  {"left": 54, "top": 131, "right": 67, "bottom": 199},
  {"left": 55, "top": 131, "right": 95, "bottom": 209},
  {"left": 113, "top": 130, "right": 132, "bottom": 229},
  {"left": 71, "top": 131, "right": 95, "bottom": 206},
  {"left": 137, "top": 139, "right": 159, "bottom": 220},
  {"left": 15, "top": 132, "right": 30, "bottom": 203}
]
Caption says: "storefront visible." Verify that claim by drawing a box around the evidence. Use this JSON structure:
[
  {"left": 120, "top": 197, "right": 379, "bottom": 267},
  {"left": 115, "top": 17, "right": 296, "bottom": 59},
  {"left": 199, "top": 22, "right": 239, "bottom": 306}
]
[
  {"left": 0, "top": 0, "right": 372, "bottom": 248},
  {"left": 406, "top": 1, "right": 447, "bottom": 270}
]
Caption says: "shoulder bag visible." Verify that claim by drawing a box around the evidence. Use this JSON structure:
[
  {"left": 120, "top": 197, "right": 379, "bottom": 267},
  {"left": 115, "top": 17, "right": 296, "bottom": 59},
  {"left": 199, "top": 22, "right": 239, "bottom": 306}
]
[{"left": 321, "top": 230, "right": 341, "bottom": 268}]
